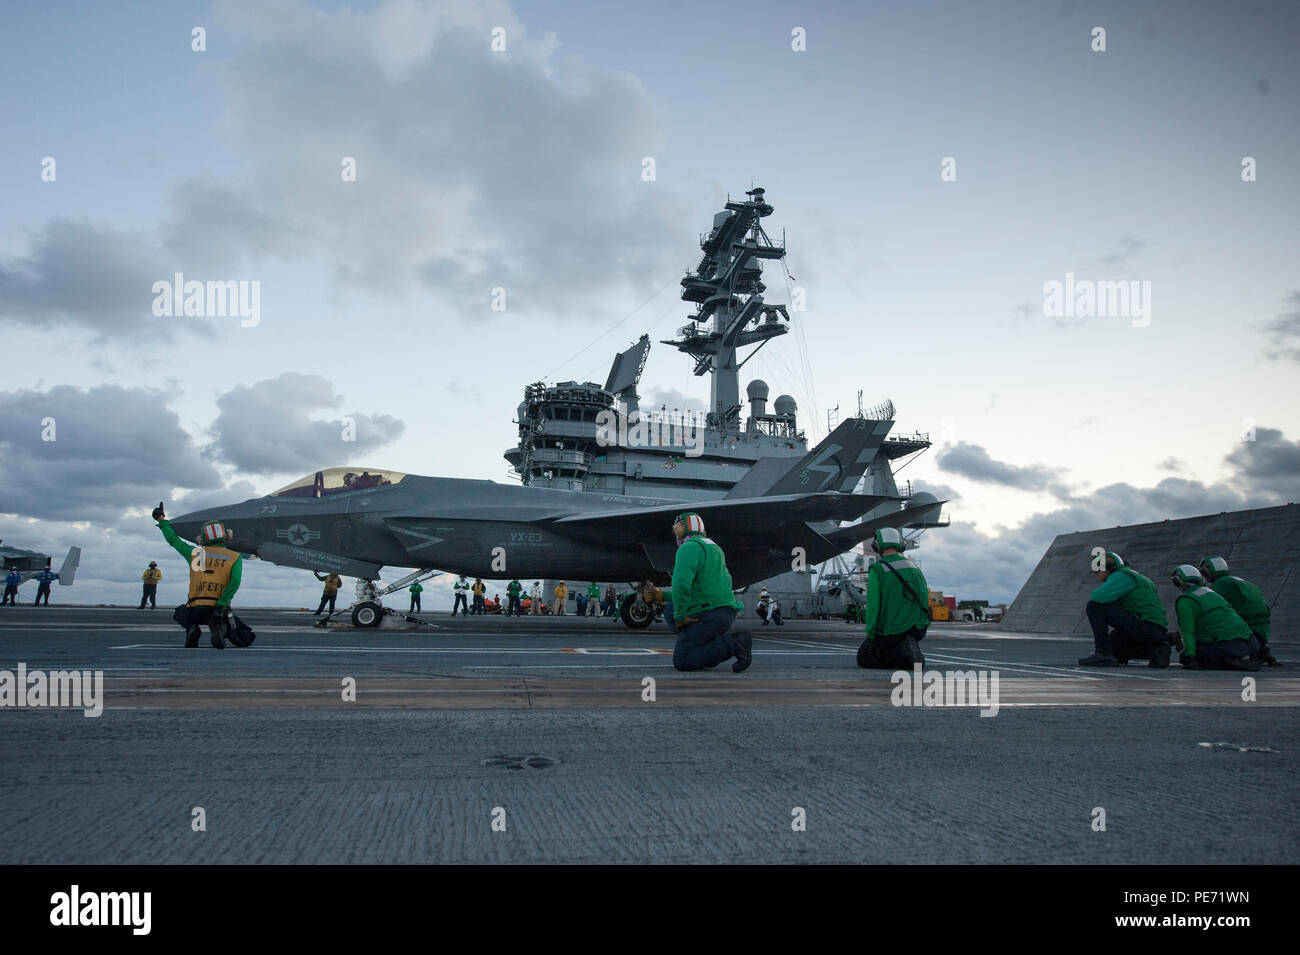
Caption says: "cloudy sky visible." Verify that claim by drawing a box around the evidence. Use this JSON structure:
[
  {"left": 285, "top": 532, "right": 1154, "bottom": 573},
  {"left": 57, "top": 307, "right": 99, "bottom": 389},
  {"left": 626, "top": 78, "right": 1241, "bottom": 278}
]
[{"left": 2, "top": 0, "right": 1297, "bottom": 609}]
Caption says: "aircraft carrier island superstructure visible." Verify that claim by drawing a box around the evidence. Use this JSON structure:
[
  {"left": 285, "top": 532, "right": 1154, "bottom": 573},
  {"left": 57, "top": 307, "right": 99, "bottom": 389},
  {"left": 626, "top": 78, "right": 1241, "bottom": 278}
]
[{"left": 504, "top": 187, "right": 945, "bottom": 615}]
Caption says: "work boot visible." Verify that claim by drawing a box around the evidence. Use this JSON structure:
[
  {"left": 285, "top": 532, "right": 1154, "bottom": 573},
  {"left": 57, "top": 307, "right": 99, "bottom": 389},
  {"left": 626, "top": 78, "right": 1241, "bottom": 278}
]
[
  {"left": 210, "top": 616, "right": 228, "bottom": 650},
  {"left": 731, "top": 631, "right": 753, "bottom": 673},
  {"left": 1148, "top": 642, "right": 1170, "bottom": 669},
  {"left": 184, "top": 626, "right": 201, "bottom": 648},
  {"left": 1078, "top": 653, "right": 1123, "bottom": 667},
  {"left": 900, "top": 635, "right": 924, "bottom": 667},
  {"left": 1224, "top": 655, "right": 1260, "bottom": 672}
]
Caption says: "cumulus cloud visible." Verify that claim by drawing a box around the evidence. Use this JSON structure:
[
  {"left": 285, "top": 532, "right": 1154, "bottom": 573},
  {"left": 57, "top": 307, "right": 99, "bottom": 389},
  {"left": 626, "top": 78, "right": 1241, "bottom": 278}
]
[
  {"left": 0, "top": 384, "right": 223, "bottom": 521},
  {"left": 1, "top": 0, "right": 690, "bottom": 338},
  {"left": 212, "top": 0, "right": 687, "bottom": 318},
  {"left": 914, "top": 428, "right": 1300, "bottom": 601},
  {"left": 206, "top": 372, "right": 404, "bottom": 475},
  {"left": 1259, "top": 290, "right": 1300, "bottom": 363},
  {"left": 0, "top": 219, "right": 178, "bottom": 339},
  {"left": 1225, "top": 427, "right": 1300, "bottom": 502},
  {"left": 936, "top": 441, "right": 1063, "bottom": 493},
  {"left": 911, "top": 478, "right": 962, "bottom": 502}
]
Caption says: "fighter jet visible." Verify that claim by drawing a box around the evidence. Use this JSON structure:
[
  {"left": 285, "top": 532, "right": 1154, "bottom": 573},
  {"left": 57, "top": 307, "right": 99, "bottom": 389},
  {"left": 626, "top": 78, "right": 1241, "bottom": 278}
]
[
  {"left": 0, "top": 540, "right": 80, "bottom": 588},
  {"left": 170, "top": 418, "right": 944, "bottom": 627}
]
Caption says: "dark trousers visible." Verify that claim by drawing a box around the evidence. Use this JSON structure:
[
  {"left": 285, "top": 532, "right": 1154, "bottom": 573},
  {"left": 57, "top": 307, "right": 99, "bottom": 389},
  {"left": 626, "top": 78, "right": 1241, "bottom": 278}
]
[
  {"left": 409, "top": 594, "right": 421, "bottom": 612},
  {"left": 1197, "top": 638, "right": 1255, "bottom": 669},
  {"left": 665, "top": 603, "right": 739, "bottom": 671},
  {"left": 473, "top": 595, "right": 485, "bottom": 614},
  {"left": 507, "top": 595, "right": 521, "bottom": 615},
  {"left": 2, "top": 584, "right": 17, "bottom": 605},
  {"left": 173, "top": 604, "right": 228, "bottom": 644},
  {"left": 315, "top": 591, "right": 337, "bottom": 614},
  {"left": 35, "top": 584, "right": 51, "bottom": 605},
  {"left": 453, "top": 593, "right": 468, "bottom": 615},
  {"left": 140, "top": 584, "right": 157, "bottom": 609},
  {"left": 858, "top": 626, "right": 927, "bottom": 668},
  {"left": 1086, "top": 601, "right": 1168, "bottom": 659}
]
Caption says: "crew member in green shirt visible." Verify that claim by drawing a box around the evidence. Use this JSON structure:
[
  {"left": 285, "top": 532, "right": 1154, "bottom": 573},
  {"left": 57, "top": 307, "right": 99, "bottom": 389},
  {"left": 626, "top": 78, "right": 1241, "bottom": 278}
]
[
  {"left": 408, "top": 580, "right": 423, "bottom": 613},
  {"left": 1198, "top": 556, "right": 1278, "bottom": 666},
  {"left": 1079, "top": 551, "right": 1171, "bottom": 667},
  {"left": 1170, "top": 565, "right": 1258, "bottom": 671},
  {"left": 857, "top": 527, "right": 930, "bottom": 668},
  {"left": 152, "top": 502, "right": 242, "bottom": 649},
  {"left": 586, "top": 582, "right": 601, "bottom": 617},
  {"left": 506, "top": 579, "right": 523, "bottom": 616},
  {"left": 666, "top": 512, "right": 751, "bottom": 672}
]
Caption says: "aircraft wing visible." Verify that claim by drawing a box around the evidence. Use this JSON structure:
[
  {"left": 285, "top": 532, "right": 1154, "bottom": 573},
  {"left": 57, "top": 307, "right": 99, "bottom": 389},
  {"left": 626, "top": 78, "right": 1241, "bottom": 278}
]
[{"left": 552, "top": 492, "right": 887, "bottom": 540}]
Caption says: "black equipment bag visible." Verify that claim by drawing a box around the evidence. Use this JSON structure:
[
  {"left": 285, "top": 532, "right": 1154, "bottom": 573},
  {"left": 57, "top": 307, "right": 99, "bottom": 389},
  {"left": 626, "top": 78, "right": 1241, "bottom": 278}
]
[{"left": 227, "top": 612, "right": 257, "bottom": 648}]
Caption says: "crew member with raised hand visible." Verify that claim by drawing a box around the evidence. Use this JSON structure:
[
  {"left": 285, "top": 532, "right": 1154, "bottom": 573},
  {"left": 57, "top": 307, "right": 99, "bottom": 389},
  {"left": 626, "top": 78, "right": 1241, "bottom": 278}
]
[
  {"left": 153, "top": 503, "right": 242, "bottom": 649},
  {"left": 857, "top": 527, "right": 930, "bottom": 668},
  {"left": 1171, "top": 565, "right": 1259, "bottom": 671},
  {"left": 1078, "top": 551, "right": 1171, "bottom": 668},
  {"left": 313, "top": 571, "right": 341, "bottom": 616},
  {"left": 666, "top": 512, "right": 751, "bottom": 672},
  {"left": 140, "top": 562, "right": 162, "bottom": 609},
  {"left": 1198, "top": 556, "right": 1279, "bottom": 666}
]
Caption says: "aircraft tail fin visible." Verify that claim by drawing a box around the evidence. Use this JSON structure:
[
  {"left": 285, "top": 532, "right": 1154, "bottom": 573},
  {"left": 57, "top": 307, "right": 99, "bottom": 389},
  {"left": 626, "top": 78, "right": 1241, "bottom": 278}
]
[
  {"left": 724, "top": 417, "right": 894, "bottom": 499},
  {"left": 57, "top": 547, "right": 80, "bottom": 586}
]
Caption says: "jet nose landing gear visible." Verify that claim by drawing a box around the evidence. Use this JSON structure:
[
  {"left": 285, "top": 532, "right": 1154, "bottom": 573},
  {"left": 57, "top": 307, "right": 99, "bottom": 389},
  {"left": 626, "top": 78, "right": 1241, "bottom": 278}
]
[
  {"left": 315, "top": 570, "right": 442, "bottom": 630},
  {"left": 351, "top": 600, "right": 383, "bottom": 628}
]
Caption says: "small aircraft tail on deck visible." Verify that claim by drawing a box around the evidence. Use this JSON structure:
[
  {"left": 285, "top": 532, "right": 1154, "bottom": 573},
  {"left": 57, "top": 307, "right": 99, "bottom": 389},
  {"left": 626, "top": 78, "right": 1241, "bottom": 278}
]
[{"left": 57, "top": 546, "right": 80, "bottom": 586}]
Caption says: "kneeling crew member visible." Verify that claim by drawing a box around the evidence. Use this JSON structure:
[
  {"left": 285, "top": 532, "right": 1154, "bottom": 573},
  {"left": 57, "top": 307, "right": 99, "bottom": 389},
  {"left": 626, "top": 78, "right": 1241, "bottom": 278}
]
[
  {"left": 1079, "top": 551, "right": 1171, "bottom": 667},
  {"left": 666, "top": 512, "right": 751, "bottom": 672},
  {"left": 857, "top": 527, "right": 930, "bottom": 669},
  {"left": 154, "top": 504, "right": 242, "bottom": 649},
  {"left": 1171, "top": 565, "right": 1258, "bottom": 671},
  {"left": 1198, "top": 556, "right": 1278, "bottom": 666}
]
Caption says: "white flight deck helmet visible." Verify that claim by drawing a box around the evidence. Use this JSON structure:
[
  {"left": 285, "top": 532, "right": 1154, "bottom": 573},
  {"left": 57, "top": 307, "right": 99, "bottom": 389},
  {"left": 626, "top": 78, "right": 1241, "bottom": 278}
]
[
  {"left": 871, "top": 527, "right": 906, "bottom": 555},
  {"left": 1171, "top": 564, "right": 1203, "bottom": 590}
]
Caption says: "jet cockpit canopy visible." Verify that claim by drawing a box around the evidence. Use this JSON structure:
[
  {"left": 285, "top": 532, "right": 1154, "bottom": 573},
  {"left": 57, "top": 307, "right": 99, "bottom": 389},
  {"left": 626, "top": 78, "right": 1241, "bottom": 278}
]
[{"left": 272, "top": 467, "right": 408, "bottom": 499}]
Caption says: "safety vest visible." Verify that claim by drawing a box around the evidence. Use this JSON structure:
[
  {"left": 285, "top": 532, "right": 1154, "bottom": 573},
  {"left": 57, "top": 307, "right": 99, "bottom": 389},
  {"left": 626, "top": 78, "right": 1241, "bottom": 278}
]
[
  {"left": 142, "top": 568, "right": 162, "bottom": 583},
  {"left": 1177, "top": 585, "right": 1251, "bottom": 646},
  {"left": 473, "top": 581, "right": 485, "bottom": 596},
  {"left": 187, "top": 545, "right": 237, "bottom": 607}
]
